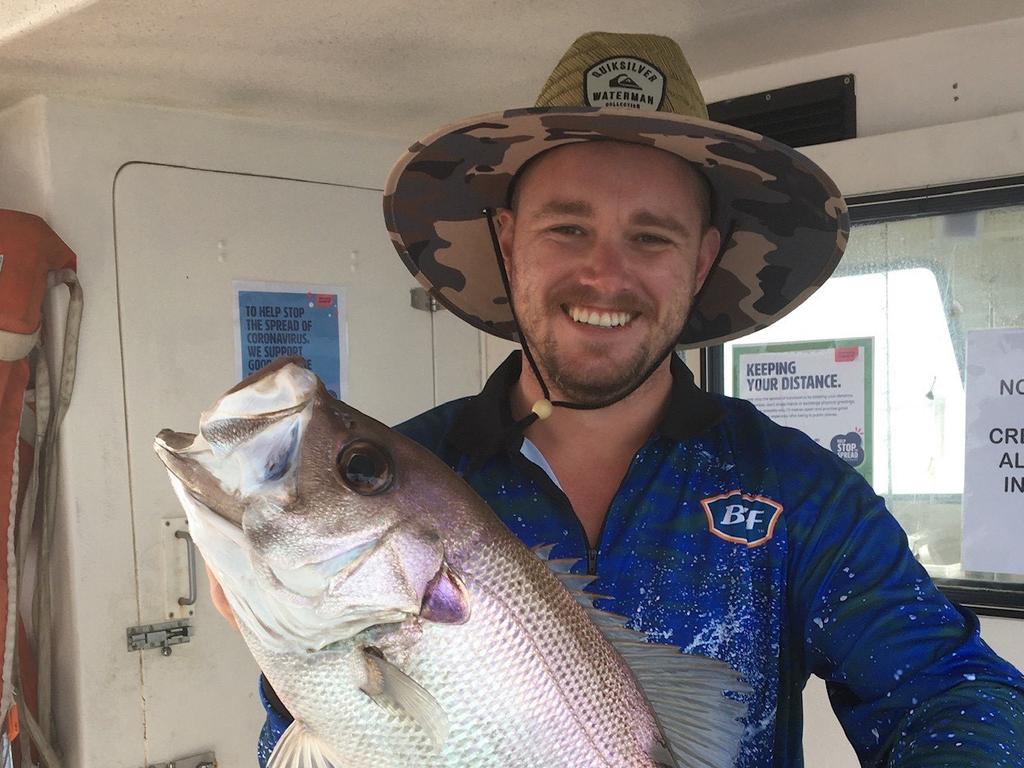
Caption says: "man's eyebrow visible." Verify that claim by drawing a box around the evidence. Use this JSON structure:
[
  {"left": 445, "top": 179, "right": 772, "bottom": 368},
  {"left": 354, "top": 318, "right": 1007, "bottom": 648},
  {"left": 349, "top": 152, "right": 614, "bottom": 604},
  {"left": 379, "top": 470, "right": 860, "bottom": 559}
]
[
  {"left": 631, "top": 209, "right": 692, "bottom": 237},
  {"left": 529, "top": 202, "right": 693, "bottom": 237},
  {"left": 532, "top": 199, "right": 594, "bottom": 218}
]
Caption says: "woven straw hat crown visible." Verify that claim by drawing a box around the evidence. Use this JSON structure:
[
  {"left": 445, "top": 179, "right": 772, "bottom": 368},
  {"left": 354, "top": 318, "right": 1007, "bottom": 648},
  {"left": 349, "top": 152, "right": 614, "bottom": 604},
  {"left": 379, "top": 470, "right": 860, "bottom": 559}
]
[{"left": 535, "top": 31, "right": 709, "bottom": 119}]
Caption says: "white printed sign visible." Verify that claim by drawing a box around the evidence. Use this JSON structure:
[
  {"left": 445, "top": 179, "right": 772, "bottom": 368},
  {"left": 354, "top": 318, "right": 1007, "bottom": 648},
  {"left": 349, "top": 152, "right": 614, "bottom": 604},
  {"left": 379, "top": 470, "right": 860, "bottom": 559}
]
[
  {"left": 962, "top": 328, "right": 1024, "bottom": 575},
  {"left": 734, "top": 338, "right": 873, "bottom": 482}
]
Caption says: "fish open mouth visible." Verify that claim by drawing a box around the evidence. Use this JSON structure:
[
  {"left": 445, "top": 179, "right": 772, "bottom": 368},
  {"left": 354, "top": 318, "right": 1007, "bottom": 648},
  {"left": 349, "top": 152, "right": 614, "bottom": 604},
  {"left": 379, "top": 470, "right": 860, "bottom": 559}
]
[
  {"left": 153, "top": 359, "right": 320, "bottom": 527},
  {"left": 155, "top": 429, "right": 247, "bottom": 527}
]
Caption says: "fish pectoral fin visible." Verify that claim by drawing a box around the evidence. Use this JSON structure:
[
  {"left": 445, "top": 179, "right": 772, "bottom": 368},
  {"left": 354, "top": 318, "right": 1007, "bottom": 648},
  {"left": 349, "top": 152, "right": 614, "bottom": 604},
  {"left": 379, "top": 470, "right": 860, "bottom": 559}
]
[
  {"left": 420, "top": 560, "right": 470, "bottom": 625},
  {"left": 648, "top": 738, "right": 678, "bottom": 768},
  {"left": 360, "top": 647, "right": 449, "bottom": 753},
  {"left": 266, "top": 719, "right": 344, "bottom": 768}
]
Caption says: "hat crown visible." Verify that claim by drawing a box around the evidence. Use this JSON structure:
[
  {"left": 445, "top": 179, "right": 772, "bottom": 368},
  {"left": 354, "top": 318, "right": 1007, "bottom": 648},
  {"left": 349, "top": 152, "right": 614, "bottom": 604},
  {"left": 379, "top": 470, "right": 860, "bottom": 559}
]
[{"left": 535, "top": 31, "right": 709, "bottom": 120}]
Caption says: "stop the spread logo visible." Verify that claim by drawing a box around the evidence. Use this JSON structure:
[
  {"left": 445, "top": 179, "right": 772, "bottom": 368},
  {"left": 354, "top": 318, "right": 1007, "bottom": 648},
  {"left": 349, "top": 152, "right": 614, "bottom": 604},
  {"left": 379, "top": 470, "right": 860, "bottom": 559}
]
[
  {"left": 584, "top": 57, "right": 666, "bottom": 111},
  {"left": 701, "top": 490, "right": 784, "bottom": 548}
]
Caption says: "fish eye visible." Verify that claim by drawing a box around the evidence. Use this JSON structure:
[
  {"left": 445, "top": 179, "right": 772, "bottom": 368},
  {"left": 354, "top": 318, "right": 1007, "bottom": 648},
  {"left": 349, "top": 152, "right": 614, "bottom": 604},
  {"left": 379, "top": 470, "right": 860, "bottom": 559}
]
[{"left": 336, "top": 441, "right": 393, "bottom": 495}]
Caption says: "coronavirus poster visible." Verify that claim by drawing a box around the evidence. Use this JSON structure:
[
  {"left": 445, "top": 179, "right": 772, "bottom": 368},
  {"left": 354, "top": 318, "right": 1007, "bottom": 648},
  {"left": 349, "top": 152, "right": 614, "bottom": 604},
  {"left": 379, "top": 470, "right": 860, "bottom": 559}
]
[
  {"left": 962, "top": 327, "right": 1024, "bottom": 575},
  {"left": 733, "top": 338, "right": 873, "bottom": 482},
  {"left": 233, "top": 281, "right": 348, "bottom": 399}
]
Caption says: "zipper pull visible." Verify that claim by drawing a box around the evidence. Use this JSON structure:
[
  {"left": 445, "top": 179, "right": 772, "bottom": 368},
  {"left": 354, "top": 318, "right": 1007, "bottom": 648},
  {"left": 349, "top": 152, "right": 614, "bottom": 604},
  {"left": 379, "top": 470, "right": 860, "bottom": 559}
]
[{"left": 587, "top": 548, "right": 598, "bottom": 575}]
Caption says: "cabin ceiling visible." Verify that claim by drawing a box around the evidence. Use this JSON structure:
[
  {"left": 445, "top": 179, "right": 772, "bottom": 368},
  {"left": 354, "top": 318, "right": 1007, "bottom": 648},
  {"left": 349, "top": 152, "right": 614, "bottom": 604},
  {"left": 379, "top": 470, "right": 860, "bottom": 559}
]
[{"left": 1, "top": 0, "right": 1023, "bottom": 139}]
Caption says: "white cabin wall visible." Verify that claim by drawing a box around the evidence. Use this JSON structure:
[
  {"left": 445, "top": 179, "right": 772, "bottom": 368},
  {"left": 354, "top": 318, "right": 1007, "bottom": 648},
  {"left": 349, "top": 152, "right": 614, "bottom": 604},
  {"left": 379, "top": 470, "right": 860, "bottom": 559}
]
[{"left": 0, "top": 96, "right": 50, "bottom": 215}]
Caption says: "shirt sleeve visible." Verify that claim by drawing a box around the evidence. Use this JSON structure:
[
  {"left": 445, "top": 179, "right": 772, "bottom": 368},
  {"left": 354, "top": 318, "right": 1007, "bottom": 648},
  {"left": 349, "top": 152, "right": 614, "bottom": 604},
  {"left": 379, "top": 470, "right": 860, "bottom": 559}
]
[
  {"left": 256, "top": 674, "right": 294, "bottom": 768},
  {"left": 787, "top": 466, "right": 1024, "bottom": 767}
]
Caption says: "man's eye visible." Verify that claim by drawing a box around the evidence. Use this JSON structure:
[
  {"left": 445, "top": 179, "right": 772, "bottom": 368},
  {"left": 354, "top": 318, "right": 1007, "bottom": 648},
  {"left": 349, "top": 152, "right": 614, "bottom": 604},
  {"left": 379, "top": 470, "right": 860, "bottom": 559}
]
[
  {"left": 550, "top": 225, "right": 584, "bottom": 236},
  {"left": 636, "top": 233, "right": 671, "bottom": 245}
]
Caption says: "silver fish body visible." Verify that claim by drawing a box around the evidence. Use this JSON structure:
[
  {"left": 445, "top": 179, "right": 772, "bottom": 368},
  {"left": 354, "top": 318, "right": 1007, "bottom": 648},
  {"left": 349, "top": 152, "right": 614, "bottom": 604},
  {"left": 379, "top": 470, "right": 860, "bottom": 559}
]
[{"left": 154, "top": 358, "right": 747, "bottom": 768}]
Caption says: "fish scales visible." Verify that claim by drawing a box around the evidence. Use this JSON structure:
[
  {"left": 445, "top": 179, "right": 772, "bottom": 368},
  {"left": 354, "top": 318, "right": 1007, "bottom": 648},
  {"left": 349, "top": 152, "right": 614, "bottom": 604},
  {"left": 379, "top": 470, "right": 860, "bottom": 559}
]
[
  {"left": 154, "top": 358, "right": 748, "bottom": 768},
  {"left": 248, "top": 518, "right": 663, "bottom": 765},
  {"left": 253, "top": 548, "right": 655, "bottom": 765}
]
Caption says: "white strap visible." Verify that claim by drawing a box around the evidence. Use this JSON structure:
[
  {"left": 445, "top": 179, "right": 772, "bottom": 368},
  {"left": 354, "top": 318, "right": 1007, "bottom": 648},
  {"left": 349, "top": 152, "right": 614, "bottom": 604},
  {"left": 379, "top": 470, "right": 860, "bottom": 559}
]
[
  {"left": 14, "top": 267, "right": 80, "bottom": 767},
  {"left": 46, "top": 269, "right": 83, "bottom": 427},
  {"left": 0, "top": 431, "right": 19, "bottom": 723}
]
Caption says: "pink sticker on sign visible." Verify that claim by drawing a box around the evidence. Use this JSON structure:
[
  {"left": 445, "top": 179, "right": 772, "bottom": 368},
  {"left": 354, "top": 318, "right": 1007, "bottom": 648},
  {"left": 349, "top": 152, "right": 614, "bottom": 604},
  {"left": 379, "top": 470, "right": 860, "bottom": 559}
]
[{"left": 835, "top": 347, "right": 859, "bottom": 363}]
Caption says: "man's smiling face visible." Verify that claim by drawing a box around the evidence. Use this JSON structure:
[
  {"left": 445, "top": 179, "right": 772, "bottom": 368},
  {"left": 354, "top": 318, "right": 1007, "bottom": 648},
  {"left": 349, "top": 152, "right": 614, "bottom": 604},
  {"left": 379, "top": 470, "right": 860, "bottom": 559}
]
[{"left": 496, "top": 141, "right": 721, "bottom": 404}]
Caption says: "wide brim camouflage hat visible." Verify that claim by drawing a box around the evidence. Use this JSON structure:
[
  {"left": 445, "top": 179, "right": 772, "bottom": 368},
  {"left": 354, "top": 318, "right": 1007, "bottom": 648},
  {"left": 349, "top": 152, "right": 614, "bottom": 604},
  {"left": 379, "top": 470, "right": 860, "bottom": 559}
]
[{"left": 383, "top": 32, "right": 849, "bottom": 348}]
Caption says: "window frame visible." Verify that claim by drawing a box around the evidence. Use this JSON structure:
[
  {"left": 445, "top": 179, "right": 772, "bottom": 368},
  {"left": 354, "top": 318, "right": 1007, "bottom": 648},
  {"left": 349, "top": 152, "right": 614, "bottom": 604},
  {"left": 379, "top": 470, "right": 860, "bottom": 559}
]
[{"left": 707, "top": 173, "right": 1024, "bottom": 618}]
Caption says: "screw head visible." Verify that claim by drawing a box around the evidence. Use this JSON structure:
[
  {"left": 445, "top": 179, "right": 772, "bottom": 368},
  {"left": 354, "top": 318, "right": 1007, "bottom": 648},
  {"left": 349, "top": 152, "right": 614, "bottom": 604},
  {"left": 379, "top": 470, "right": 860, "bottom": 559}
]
[{"left": 161, "top": 646, "right": 173, "bottom": 657}]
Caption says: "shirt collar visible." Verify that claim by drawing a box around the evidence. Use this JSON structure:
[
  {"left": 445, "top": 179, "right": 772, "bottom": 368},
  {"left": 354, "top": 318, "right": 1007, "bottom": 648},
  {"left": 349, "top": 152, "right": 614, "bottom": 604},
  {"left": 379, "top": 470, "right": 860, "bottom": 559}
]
[{"left": 447, "top": 351, "right": 725, "bottom": 462}]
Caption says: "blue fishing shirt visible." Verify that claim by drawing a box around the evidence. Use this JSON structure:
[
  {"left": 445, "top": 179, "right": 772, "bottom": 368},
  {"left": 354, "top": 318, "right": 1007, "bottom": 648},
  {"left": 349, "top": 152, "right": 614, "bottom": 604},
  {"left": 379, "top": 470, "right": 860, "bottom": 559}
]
[{"left": 258, "top": 352, "right": 1024, "bottom": 766}]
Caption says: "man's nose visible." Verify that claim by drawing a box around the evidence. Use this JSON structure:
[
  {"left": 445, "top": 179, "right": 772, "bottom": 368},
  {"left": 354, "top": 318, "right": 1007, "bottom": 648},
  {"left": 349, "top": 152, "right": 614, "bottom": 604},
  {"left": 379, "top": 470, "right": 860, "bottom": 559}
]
[{"left": 576, "top": 236, "right": 629, "bottom": 289}]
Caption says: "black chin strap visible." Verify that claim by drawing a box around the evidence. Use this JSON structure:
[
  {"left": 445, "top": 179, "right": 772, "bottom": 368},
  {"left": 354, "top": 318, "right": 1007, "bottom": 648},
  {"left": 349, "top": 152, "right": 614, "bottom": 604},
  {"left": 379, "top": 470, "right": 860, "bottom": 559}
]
[{"left": 483, "top": 208, "right": 681, "bottom": 434}]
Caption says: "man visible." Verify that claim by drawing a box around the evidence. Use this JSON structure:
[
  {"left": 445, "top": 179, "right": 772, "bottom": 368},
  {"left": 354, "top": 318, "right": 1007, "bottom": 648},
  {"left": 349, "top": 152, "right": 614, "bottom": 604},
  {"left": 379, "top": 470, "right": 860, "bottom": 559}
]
[{"left": 237, "top": 32, "right": 1024, "bottom": 766}]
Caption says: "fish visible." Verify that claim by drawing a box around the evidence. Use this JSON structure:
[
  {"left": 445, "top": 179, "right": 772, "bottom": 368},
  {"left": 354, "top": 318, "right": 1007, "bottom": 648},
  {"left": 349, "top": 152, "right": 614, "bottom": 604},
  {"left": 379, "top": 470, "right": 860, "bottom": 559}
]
[{"left": 153, "top": 357, "right": 749, "bottom": 768}]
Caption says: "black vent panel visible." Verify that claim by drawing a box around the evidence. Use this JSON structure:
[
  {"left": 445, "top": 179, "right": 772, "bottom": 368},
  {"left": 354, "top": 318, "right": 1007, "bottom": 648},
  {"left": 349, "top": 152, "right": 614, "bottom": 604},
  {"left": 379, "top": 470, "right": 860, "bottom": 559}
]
[{"left": 707, "top": 74, "right": 856, "bottom": 148}]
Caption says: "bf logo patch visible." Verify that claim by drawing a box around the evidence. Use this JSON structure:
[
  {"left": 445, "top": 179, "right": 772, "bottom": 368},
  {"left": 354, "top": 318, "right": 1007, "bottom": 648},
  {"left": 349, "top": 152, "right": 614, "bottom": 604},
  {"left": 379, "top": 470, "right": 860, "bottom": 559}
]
[{"left": 701, "top": 490, "right": 784, "bottom": 548}]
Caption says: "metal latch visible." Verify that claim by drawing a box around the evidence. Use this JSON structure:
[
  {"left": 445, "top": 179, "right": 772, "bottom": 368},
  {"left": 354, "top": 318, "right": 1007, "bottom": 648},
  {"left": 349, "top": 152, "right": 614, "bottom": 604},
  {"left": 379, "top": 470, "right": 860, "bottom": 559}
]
[
  {"left": 410, "top": 287, "right": 443, "bottom": 313},
  {"left": 127, "top": 619, "right": 193, "bottom": 655},
  {"left": 144, "top": 751, "right": 216, "bottom": 768}
]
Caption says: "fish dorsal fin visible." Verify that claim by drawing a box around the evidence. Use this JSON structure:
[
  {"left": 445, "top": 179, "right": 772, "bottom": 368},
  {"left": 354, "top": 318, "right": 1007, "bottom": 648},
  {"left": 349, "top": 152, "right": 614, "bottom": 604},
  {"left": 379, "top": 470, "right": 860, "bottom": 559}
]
[
  {"left": 545, "top": 557, "right": 577, "bottom": 574},
  {"left": 360, "top": 648, "right": 449, "bottom": 752},
  {"left": 531, "top": 543, "right": 557, "bottom": 560},
  {"left": 267, "top": 719, "right": 345, "bottom": 768},
  {"left": 541, "top": 553, "right": 750, "bottom": 768}
]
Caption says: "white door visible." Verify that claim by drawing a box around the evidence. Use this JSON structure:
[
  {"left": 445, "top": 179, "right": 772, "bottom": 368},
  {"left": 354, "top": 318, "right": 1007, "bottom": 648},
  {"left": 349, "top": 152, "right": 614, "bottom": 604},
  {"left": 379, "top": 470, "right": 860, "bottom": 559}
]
[{"left": 114, "top": 163, "right": 479, "bottom": 766}]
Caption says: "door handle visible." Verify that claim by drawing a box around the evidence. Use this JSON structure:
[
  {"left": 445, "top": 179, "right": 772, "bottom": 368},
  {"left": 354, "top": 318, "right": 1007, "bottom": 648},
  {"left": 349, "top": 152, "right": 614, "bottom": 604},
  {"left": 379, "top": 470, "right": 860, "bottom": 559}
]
[{"left": 175, "top": 530, "right": 197, "bottom": 606}]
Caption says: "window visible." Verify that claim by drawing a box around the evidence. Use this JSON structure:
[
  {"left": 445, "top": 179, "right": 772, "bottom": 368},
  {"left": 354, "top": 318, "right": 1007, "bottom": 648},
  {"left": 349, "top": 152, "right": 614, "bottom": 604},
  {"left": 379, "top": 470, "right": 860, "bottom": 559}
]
[{"left": 716, "top": 175, "right": 1024, "bottom": 617}]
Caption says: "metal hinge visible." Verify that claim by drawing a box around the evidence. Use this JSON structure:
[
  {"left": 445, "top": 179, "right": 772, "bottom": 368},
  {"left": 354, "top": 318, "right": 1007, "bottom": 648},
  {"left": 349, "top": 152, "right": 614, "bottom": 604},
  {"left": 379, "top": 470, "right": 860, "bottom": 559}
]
[
  {"left": 144, "top": 751, "right": 216, "bottom": 768},
  {"left": 410, "top": 287, "right": 443, "bottom": 313},
  {"left": 127, "top": 619, "right": 193, "bottom": 655}
]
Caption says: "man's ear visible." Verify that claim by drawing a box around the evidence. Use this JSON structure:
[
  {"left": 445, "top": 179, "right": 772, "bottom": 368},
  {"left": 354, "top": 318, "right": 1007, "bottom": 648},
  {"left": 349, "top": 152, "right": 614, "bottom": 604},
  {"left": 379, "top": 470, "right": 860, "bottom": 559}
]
[
  {"left": 695, "top": 226, "right": 722, "bottom": 290},
  {"left": 494, "top": 209, "right": 515, "bottom": 268}
]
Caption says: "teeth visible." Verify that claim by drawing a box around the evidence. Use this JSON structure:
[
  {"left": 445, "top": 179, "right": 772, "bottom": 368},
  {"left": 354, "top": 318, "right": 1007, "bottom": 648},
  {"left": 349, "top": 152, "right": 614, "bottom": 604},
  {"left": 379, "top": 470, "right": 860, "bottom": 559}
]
[{"left": 568, "top": 306, "right": 634, "bottom": 328}]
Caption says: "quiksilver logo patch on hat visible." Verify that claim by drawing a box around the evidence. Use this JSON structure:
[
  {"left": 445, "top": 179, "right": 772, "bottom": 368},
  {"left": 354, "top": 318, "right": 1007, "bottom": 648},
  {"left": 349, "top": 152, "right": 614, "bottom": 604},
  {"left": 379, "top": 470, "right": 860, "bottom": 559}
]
[
  {"left": 701, "top": 490, "right": 784, "bottom": 548},
  {"left": 584, "top": 56, "right": 666, "bottom": 111}
]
